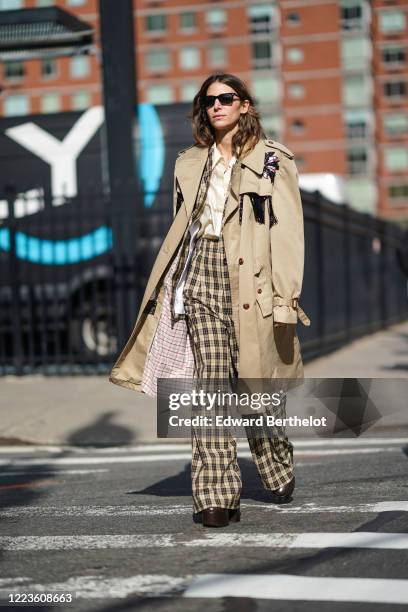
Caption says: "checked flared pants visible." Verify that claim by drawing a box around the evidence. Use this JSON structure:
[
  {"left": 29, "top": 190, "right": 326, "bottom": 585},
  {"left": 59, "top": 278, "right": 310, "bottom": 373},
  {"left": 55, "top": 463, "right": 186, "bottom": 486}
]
[{"left": 182, "top": 234, "right": 294, "bottom": 514}]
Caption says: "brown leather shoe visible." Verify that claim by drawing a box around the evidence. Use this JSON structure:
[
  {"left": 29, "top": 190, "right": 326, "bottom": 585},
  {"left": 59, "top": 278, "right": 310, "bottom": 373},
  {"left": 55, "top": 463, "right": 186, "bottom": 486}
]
[
  {"left": 269, "top": 476, "right": 295, "bottom": 504},
  {"left": 200, "top": 506, "right": 241, "bottom": 527}
]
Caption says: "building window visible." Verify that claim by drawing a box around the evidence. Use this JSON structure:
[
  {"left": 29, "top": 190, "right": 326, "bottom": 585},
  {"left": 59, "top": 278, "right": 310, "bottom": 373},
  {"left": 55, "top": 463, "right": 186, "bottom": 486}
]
[
  {"left": 41, "top": 58, "right": 57, "bottom": 78},
  {"left": 180, "top": 12, "right": 196, "bottom": 31},
  {"left": 145, "top": 14, "right": 166, "bottom": 34},
  {"left": 346, "top": 179, "right": 376, "bottom": 213},
  {"left": 146, "top": 84, "right": 174, "bottom": 104},
  {"left": 290, "top": 119, "right": 305, "bottom": 133},
  {"left": 41, "top": 92, "right": 61, "bottom": 113},
  {"left": 347, "top": 148, "right": 368, "bottom": 174},
  {"left": 340, "top": 0, "right": 363, "bottom": 31},
  {"left": 286, "top": 47, "right": 304, "bottom": 63},
  {"left": 67, "top": 0, "right": 86, "bottom": 6},
  {"left": 248, "top": 4, "right": 274, "bottom": 34},
  {"left": 179, "top": 46, "right": 200, "bottom": 70},
  {"left": 341, "top": 38, "right": 371, "bottom": 70},
  {"left": 0, "top": 0, "right": 23, "bottom": 8},
  {"left": 4, "top": 60, "right": 24, "bottom": 80},
  {"left": 208, "top": 44, "right": 227, "bottom": 68},
  {"left": 288, "top": 83, "right": 305, "bottom": 99},
  {"left": 383, "top": 113, "right": 408, "bottom": 136},
  {"left": 36, "top": 0, "right": 54, "bottom": 6},
  {"left": 379, "top": 10, "right": 406, "bottom": 33},
  {"left": 72, "top": 90, "right": 91, "bottom": 110},
  {"left": 384, "top": 81, "right": 406, "bottom": 99},
  {"left": 180, "top": 82, "right": 198, "bottom": 102},
  {"left": 343, "top": 74, "right": 371, "bottom": 106},
  {"left": 385, "top": 147, "right": 408, "bottom": 172},
  {"left": 252, "top": 40, "right": 272, "bottom": 69},
  {"left": 70, "top": 55, "right": 90, "bottom": 78},
  {"left": 382, "top": 46, "right": 406, "bottom": 66},
  {"left": 4, "top": 94, "right": 30, "bottom": 116},
  {"left": 206, "top": 9, "right": 226, "bottom": 31},
  {"left": 389, "top": 184, "right": 408, "bottom": 204},
  {"left": 146, "top": 49, "right": 170, "bottom": 72},
  {"left": 261, "top": 114, "right": 281, "bottom": 139},
  {"left": 252, "top": 75, "right": 280, "bottom": 104},
  {"left": 345, "top": 110, "right": 369, "bottom": 139},
  {"left": 286, "top": 12, "right": 300, "bottom": 26}
]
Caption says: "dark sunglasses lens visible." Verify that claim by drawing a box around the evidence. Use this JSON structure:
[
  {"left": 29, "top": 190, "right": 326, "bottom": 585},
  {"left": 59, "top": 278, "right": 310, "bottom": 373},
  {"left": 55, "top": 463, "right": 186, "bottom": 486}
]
[
  {"left": 219, "top": 93, "right": 235, "bottom": 105},
  {"left": 203, "top": 96, "right": 215, "bottom": 108}
]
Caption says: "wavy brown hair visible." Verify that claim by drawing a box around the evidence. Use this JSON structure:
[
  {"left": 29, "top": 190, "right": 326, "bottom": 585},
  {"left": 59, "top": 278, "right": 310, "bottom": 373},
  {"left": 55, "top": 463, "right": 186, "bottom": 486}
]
[{"left": 188, "top": 73, "right": 266, "bottom": 160}]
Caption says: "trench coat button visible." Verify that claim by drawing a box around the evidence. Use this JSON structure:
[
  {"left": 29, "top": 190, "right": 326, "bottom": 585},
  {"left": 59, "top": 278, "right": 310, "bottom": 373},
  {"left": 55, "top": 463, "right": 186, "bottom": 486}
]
[
  {"left": 257, "top": 288, "right": 262, "bottom": 294},
  {"left": 243, "top": 303, "right": 250, "bottom": 309},
  {"left": 239, "top": 257, "right": 244, "bottom": 265}
]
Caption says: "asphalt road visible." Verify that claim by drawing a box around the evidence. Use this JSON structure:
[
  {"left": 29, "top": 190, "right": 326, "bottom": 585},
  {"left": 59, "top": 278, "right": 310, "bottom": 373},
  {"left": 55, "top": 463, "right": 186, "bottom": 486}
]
[{"left": 0, "top": 438, "right": 407, "bottom": 611}]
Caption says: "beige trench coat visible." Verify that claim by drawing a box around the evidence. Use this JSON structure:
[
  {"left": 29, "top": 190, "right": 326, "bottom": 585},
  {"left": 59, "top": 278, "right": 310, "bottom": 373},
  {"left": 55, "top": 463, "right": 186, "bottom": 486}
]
[{"left": 108, "top": 137, "right": 311, "bottom": 393}]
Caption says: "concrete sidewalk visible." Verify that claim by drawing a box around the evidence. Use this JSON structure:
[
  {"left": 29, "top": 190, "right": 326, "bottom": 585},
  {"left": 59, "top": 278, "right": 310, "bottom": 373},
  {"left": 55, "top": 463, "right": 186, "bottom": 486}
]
[{"left": 1, "top": 320, "right": 407, "bottom": 446}]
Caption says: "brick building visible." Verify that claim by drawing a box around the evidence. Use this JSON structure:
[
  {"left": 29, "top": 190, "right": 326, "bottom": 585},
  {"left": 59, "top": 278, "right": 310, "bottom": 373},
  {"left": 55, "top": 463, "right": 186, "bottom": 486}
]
[{"left": 0, "top": 0, "right": 407, "bottom": 221}]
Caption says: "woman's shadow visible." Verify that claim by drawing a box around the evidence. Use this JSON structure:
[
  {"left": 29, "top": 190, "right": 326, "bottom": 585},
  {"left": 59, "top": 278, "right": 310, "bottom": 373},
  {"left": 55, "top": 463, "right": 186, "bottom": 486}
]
[{"left": 127, "top": 455, "right": 279, "bottom": 504}]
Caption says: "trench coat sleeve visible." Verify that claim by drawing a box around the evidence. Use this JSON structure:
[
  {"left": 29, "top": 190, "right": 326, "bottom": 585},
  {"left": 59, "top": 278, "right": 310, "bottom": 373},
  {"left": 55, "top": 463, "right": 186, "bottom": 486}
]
[{"left": 270, "top": 155, "right": 305, "bottom": 325}]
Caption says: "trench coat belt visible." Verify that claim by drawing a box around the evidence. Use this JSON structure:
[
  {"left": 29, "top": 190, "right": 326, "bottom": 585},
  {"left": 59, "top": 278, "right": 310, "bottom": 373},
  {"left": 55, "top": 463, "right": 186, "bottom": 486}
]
[{"left": 273, "top": 296, "right": 311, "bottom": 326}]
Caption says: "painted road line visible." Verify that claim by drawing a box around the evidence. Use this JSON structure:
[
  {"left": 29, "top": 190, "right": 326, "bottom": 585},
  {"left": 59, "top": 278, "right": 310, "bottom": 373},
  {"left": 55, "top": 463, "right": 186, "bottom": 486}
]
[
  {"left": 0, "top": 469, "right": 108, "bottom": 477},
  {"left": 0, "top": 438, "right": 407, "bottom": 454},
  {"left": 0, "top": 532, "right": 407, "bottom": 550},
  {"left": 1, "top": 500, "right": 407, "bottom": 518},
  {"left": 260, "top": 500, "right": 408, "bottom": 514},
  {"left": 182, "top": 573, "right": 408, "bottom": 604},
  {"left": 1, "top": 574, "right": 408, "bottom": 604},
  {"left": 0, "top": 446, "right": 401, "bottom": 469}
]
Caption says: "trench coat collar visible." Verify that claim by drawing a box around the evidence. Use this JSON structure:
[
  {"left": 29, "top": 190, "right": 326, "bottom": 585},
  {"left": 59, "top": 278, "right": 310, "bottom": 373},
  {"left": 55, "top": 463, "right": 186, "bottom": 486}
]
[
  {"left": 239, "top": 138, "right": 266, "bottom": 175},
  {"left": 176, "top": 138, "right": 267, "bottom": 222}
]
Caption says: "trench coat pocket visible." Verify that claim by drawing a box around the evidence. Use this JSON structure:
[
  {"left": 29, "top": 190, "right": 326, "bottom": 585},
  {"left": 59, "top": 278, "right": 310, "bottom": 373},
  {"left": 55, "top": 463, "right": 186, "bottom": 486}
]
[{"left": 254, "top": 264, "right": 273, "bottom": 318}]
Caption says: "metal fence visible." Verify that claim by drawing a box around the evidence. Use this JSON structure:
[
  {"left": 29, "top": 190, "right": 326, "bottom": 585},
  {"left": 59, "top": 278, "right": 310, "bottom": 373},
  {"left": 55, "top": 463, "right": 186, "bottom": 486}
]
[
  {"left": 0, "top": 188, "right": 407, "bottom": 375},
  {"left": 300, "top": 190, "right": 408, "bottom": 360}
]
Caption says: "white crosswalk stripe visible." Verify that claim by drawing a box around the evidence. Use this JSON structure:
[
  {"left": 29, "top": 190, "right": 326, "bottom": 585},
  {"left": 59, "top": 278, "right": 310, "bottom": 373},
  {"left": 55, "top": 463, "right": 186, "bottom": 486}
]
[
  {"left": 0, "top": 445, "right": 403, "bottom": 468},
  {"left": 0, "top": 469, "right": 108, "bottom": 477},
  {"left": 1, "top": 531, "right": 407, "bottom": 550},
  {"left": 1, "top": 500, "right": 408, "bottom": 517},
  {"left": 0, "top": 438, "right": 406, "bottom": 454},
  {"left": 182, "top": 573, "right": 408, "bottom": 604},
  {"left": 1, "top": 574, "right": 408, "bottom": 604}
]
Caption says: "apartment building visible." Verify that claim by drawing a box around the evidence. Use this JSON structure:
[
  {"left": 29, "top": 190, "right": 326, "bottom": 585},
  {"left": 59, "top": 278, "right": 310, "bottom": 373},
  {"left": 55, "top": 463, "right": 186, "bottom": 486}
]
[{"left": 0, "top": 0, "right": 407, "bottom": 220}]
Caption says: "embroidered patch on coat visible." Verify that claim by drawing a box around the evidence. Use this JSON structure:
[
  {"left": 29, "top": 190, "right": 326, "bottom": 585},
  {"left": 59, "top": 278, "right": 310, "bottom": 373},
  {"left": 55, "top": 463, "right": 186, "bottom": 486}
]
[{"left": 239, "top": 151, "right": 279, "bottom": 227}]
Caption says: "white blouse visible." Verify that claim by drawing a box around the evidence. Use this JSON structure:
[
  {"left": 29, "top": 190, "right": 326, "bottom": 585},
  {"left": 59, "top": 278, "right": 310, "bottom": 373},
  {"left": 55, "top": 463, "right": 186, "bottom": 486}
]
[{"left": 197, "top": 141, "right": 237, "bottom": 239}]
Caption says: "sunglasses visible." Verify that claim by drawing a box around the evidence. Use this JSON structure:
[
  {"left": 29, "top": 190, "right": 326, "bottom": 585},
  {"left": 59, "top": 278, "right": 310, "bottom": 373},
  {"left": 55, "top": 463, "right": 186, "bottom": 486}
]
[{"left": 201, "top": 92, "right": 241, "bottom": 109}]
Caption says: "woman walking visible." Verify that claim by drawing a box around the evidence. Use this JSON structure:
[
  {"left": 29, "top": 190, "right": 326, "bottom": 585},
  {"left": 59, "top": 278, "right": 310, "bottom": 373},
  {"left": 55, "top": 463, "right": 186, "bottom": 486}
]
[{"left": 109, "top": 73, "right": 310, "bottom": 528}]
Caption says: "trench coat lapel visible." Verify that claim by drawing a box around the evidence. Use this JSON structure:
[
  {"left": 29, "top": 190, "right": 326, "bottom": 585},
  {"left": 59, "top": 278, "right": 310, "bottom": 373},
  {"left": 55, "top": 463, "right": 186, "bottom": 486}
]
[
  {"left": 223, "top": 160, "right": 241, "bottom": 223},
  {"left": 240, "top": 138, "right": 265, "bottom": 175},
  {"left": 176, "top": 147, "right": 209, "bottom": 222},
  {"left": 224, "top": 138, "right": 266, "bottom": 221}
]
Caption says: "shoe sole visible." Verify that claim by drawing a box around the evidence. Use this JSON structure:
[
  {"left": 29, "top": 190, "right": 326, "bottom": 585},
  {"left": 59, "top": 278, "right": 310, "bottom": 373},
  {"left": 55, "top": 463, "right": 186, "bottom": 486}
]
[
  {"left": 199, "top": 508, "right": 241, "bottom": 528},
  {"left": 269, "top": 493, "right": 293, "bottom": 504}
]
